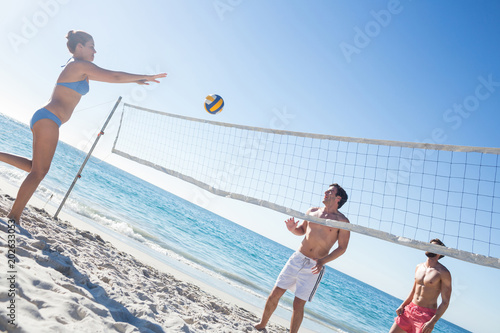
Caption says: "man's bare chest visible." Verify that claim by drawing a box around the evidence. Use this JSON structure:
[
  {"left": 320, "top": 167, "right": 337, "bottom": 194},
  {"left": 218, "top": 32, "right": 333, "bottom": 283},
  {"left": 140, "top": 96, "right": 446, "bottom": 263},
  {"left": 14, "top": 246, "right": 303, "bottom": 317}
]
[{"left": 416, "top": 268, "right": 441, "bottom": 287}]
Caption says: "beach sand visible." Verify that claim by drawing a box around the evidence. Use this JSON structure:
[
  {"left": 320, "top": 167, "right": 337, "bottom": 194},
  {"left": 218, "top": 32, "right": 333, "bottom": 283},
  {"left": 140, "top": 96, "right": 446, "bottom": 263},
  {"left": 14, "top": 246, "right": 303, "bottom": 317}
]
[{"left": 0, "top": 180, "right": 299, "bottom": 333}]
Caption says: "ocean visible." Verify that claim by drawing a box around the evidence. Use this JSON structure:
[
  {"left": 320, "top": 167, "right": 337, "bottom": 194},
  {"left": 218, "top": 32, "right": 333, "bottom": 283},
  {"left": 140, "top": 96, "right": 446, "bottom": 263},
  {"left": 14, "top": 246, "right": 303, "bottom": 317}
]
[{"left": 0, "top": 113, "right": 469, "bottom": 333}]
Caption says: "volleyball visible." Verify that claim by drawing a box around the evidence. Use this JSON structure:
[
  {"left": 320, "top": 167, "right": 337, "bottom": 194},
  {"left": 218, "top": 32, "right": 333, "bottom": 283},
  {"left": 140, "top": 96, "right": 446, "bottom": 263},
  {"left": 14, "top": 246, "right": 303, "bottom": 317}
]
[{"left": 204, "top": 94, "right": 224, "bottom": 114}]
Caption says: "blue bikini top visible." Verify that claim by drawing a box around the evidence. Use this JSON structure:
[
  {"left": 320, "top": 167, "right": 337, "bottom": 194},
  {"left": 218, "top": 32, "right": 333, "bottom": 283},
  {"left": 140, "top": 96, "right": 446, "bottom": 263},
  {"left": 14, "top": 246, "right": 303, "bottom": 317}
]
[{"left": 57, "top": 78, "right": 89, "bottom": 95}]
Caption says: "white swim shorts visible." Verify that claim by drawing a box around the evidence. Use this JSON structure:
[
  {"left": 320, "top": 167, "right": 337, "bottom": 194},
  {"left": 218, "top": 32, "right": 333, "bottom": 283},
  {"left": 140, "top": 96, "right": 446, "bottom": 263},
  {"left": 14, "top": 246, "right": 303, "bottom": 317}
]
[{"left": 275, "top": 251, "right": 325, "bottom": 301}]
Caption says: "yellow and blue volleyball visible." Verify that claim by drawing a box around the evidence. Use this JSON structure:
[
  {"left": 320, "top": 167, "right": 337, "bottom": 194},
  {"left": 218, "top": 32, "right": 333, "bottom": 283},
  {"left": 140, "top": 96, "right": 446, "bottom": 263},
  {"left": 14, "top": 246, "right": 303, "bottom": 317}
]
[{"left": 204, "top": 94, "right": 224, "bottom": 114}]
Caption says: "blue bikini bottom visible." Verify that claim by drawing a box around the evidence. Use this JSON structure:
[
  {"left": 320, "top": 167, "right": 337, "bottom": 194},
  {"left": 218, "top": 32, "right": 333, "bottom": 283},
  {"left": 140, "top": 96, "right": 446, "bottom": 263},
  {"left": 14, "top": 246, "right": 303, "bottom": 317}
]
[{"left": 30, "top": 108, "right": 62, "bottom": 129}]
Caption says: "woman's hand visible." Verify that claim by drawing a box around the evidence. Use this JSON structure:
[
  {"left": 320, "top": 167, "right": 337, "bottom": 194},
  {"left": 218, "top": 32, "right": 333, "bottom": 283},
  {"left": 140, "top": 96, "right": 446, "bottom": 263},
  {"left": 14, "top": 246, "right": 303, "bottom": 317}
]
[{"left": 135, "top": 73, "right": 167, "bottom": 85}]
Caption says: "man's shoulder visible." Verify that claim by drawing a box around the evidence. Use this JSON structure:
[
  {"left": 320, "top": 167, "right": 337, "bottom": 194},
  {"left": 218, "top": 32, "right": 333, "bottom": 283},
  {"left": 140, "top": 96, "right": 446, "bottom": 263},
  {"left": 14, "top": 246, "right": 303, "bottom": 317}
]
[
  {"left": 437, "top": 262, "right": 451, "bottom": 275},
  {"left": 418, "top": 261, "right": 451, "bottom": 276},
  {"left": 306, "top": 207, "right": 322, "bottom": 218},
  {"left": 416, "top": 262, "right": 428, "bottom": 272},
  {"left": 336, "top": 211, "right": 349, "bottom": 223}
]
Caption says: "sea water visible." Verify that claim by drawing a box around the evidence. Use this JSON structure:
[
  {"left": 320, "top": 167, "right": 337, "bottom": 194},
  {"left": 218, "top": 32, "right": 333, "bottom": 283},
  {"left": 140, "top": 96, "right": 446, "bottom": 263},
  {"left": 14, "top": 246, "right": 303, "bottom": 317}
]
[{"left": 0, "top": 113, "right": 469, "bottom": 333}]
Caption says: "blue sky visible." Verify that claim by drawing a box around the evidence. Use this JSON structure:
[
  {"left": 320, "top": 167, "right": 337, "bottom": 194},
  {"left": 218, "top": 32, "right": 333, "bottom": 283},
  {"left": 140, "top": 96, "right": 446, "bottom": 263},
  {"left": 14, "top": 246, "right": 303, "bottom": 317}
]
[{"left": 1, "top": 1, "right": 500, "bottom": 332}]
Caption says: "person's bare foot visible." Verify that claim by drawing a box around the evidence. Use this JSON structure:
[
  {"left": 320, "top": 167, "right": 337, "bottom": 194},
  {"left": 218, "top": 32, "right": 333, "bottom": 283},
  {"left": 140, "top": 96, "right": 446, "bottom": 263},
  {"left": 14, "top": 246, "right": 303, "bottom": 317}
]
[
  {"left": 7, "top": 217, "right": 20, "bottom": 226},
  {"left": 254, "top": 323, "right": 267, "bottom": 332},
  {"left": 6, "top": 218, "right": 31, "bottom": 237}
]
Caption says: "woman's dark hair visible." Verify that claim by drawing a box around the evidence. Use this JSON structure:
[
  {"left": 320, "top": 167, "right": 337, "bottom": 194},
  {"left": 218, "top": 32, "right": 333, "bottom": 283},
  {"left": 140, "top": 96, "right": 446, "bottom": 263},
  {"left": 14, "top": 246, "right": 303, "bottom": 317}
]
[{"left": 66, "top": 30, "right": 93, "bottom": 54}]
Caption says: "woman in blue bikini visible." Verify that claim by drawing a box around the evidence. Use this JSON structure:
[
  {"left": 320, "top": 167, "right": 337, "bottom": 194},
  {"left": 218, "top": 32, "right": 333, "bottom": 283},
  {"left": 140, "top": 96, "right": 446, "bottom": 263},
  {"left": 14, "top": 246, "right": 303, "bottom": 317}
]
[{"left": 0, "top": 30, "right": 166, "bottom": 225}]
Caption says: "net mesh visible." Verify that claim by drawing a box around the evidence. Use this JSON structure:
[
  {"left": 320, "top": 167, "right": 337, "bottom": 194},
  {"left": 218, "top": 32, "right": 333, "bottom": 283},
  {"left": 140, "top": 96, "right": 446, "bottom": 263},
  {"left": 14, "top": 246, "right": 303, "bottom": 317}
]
[{"left": 112, "top": 103, "right": 500, "bottom": 268}]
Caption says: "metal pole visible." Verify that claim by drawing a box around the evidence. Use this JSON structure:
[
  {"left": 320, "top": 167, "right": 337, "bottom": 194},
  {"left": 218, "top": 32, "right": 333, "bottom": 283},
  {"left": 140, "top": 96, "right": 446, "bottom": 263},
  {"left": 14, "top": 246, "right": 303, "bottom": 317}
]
[{"left": 54, "top": 96, "right": 122, "bottom": 219}]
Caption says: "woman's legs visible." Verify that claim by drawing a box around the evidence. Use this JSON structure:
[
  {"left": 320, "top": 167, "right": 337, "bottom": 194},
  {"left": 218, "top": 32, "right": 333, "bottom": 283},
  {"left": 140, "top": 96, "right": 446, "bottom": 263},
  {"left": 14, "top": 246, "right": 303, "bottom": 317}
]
[{"left": 8, "top": 119, "right": 59, "bottom": 223}]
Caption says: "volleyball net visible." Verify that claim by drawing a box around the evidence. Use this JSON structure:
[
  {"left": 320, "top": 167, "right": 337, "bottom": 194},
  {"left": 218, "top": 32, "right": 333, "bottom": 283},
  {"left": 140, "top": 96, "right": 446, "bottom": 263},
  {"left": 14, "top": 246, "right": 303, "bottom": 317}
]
[{"left": 112, "top": 103, "right": 500, "bottom": 268}]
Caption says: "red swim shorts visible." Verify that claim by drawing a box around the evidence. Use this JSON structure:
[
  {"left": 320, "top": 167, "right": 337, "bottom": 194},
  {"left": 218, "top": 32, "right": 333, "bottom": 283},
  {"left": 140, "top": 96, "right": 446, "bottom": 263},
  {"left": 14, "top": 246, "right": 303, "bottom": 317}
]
[{"left": 394, "top": 302, "right": 436, "bottom": 333}]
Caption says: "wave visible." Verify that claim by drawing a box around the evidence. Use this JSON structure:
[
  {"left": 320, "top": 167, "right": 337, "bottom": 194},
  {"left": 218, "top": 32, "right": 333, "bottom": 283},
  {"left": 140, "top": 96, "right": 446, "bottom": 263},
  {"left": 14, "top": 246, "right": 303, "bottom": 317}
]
[{"left": 0, "top": 165, "right": 24, "bottom": 187}]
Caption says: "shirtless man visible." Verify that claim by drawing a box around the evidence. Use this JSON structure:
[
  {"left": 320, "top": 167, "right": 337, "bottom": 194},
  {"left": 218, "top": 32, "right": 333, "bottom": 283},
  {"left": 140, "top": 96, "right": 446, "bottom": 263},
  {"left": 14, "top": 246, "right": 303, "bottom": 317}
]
[
  {"left": 390, "top": 239, "right": 452, "bottom": 333},
  {"left": 254, "top": 183, "right": 350, "bottom": 333}
]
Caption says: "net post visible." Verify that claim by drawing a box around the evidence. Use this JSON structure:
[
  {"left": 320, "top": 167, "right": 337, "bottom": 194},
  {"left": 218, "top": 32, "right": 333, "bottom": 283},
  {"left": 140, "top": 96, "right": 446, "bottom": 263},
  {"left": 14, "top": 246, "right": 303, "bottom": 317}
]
[{"left": 54, "top": 96, "right": 122, "bottom": 219}]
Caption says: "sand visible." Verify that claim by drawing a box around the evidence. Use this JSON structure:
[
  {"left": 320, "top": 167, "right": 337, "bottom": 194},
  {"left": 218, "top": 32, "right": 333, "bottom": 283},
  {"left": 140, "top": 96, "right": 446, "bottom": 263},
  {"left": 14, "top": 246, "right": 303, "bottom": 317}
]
[{"left": 0, "top": 182, "right": 296, "bottom": 333}]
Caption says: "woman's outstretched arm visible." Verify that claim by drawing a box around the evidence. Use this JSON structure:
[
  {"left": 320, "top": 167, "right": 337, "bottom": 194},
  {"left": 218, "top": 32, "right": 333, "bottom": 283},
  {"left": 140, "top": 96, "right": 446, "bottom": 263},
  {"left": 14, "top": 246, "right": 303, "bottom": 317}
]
[{"left": 75, "top": 61, "right": 166, "bottom": 84}]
